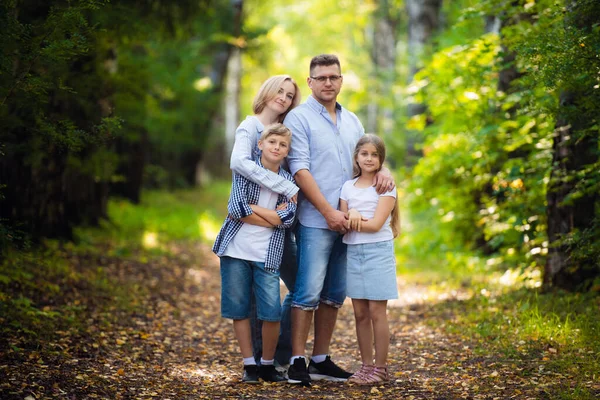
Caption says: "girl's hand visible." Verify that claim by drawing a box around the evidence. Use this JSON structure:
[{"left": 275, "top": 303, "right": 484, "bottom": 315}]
[
  {"left": 276, "top": 203, "right": 288, "bottom": 211},
  {"left": 347, "top": 209, "right": 363, "bottom": 232}
]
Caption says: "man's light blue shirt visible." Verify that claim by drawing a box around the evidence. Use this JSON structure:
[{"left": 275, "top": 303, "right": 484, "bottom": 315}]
[{"left": 285, "top": 95, "right": 365, "bottom": 229}]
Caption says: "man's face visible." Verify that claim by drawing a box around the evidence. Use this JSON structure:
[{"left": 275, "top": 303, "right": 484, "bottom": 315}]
[{"left": 308, "top": 64, "right": 343, "bottom": 104}]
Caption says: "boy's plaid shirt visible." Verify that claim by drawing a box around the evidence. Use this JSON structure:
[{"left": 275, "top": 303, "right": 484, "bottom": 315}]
[{"left": 212, "top": 158, "right": 297, "bottom": 273}]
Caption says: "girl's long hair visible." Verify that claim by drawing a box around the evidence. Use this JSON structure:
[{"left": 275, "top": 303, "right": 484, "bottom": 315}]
[
  {"left": 353, "top": 134, "right": 401, "bottom": 238},
  {"left": 252, "top": 75, "right": 301, "bottom": 122}
]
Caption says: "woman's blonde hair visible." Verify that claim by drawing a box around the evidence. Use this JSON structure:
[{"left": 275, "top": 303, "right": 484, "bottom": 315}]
[
  {"left": 252, "top": 75, "right": 301, "bottom": 122},
  {"left": 353, "top": 134, "right": 401, "bottom": 238}
]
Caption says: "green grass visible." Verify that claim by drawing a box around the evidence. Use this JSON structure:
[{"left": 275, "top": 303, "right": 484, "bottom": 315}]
[
  {"left": 73, "top": 182, "right": 231, "bottom": 256},
  {"left": 1, "top": 184, "right": 233, "bottom": 350},
  {"left": 397, "top": 221, "right": 600, "bottom": 399},
  {"left": 409, "top": 257, "right": 600, "bottom": 399}
]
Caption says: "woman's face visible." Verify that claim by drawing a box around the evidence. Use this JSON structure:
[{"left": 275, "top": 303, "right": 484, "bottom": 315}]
[{"left": 265, "top": 80, "right": 296, "bottom": 116}]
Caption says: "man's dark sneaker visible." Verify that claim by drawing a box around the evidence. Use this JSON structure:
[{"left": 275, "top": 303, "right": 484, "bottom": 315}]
[
  {"left": 287, "top": 357, "right": 311, "bottom": 385},
  {"left": 259, "top": 364, "right": 287, "bottom": 383},
  {"left": 242, "top": 365, "right": 259, "bottom": 384},
  {"left": 308, "top": 356, "right": 352, "bottom": 382}
]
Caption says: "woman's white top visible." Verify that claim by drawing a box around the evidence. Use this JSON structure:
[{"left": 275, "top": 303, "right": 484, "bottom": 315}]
[{"left": 340, "top": 177, "right": 396, "bottom": 245}]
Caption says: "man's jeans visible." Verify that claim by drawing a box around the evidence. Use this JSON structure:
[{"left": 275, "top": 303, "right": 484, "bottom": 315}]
[
  {"left": 292, "top": 223, "right": 347, "bottom": 310},
  {"left": 250, "top": 227, "right": 297, "bottom": 365}
]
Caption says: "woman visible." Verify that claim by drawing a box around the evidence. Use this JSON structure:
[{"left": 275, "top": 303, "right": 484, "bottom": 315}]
[{"left": 229, "top": 75, "right": 301, "bottom": 372}]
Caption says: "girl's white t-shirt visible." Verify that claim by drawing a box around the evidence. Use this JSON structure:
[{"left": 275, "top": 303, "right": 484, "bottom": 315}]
[
  {"left": 340, "top": 177, "right": 396, "bottom": 245},
  {"left": 223, "top": 185, "right": 277, "bottom": 262}
]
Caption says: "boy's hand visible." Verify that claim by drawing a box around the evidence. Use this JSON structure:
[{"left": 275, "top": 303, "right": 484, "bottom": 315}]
[{"left": 276, "top": 203, "right": 288, "bottom": 211}]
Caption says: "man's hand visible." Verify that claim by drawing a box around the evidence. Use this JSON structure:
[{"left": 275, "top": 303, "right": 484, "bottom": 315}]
[
  {"left": 289, "top": 193, "right": 298, "bottom": 204},
  {"left": 373, "top": 168, "right": 396, "bottom": 195},
  {"left": 325, "top": 209, "right": 349, "bottom": 234},
  {"left": 276, "top": 202, "right": 288, "bottom": 211}
]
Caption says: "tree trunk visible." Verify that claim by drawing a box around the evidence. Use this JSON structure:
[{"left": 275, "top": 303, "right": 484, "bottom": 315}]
[
  {"left": 545, "top": 91, "right": 598, "bottom": 290},
  {"left": 544, "top": 0, "right": 600, "bottom": 290},
  {"left": 104, "top": 45, "right": 147, "bottom": 204},
  {"left": 367, "top": 0, "right": 397, "bottom": 137},
  {"left": 195, "top": 0, "right": 243, "bottom": 185},
  {"left": 224, "top": 46, "right": 242, "bottom": 158},
  {"left": 405, "top": 0, "right": 442, "bottom": 164}
]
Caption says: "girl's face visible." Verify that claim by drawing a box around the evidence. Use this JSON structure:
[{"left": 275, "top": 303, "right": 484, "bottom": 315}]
[
  {"left": 356, "top": 143, "right": 381, "bottom": 174},
  {"left": 265, "top": 80, "right": 296, "bottom": 116}
]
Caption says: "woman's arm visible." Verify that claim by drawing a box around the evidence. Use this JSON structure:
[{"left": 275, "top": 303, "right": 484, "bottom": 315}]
[{"left": 230, "top": 125, "right": 299, "bottom": 199}]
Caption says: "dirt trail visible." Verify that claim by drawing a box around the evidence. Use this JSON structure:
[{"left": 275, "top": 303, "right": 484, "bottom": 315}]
[{"left": 1, "top": 242, "right": 550, "bottom": 399}]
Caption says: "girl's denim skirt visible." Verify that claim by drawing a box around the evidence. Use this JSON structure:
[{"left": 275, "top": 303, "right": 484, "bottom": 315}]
[{"left": 346, "top": 239, "right": 398, "bottom": 300}]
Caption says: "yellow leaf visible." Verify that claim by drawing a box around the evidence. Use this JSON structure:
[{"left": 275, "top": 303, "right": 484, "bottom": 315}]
[{"left": 117, "top": 368, "right": 125, "bottom": 376}]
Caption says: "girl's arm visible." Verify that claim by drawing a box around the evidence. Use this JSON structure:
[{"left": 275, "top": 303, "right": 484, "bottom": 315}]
[
  {"left": 230, "top": 125, "right": 299, "bottom": 199},
  {"left": 339, "top": 199, "right": 349, "bottom": 213},
  {"left": 359, "top": 196, "right": 396, "bottom": 233}
]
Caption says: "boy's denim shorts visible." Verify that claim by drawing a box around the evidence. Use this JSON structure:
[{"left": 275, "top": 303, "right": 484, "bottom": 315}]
[{"left": 220, "top": 256, "right": 281, "bottom": 322}]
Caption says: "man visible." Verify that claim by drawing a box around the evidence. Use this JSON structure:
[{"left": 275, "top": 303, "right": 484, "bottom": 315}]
[{"left": 284, "top": 54, "right": 394, "bottom": 385}]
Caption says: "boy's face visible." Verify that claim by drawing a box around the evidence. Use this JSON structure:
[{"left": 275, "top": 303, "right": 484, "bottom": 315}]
[{"left": 258, "top": 134, "right": 291, "bottom": 165}]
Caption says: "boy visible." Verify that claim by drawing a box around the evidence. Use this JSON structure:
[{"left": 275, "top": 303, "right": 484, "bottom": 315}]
[{"left": 212, "top": 123, "right": 297, "bottom": 383}]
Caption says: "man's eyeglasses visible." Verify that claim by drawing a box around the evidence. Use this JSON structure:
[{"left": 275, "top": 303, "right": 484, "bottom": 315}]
[{"left": 310, "top": 75, "right": 342, "bottom": 83}]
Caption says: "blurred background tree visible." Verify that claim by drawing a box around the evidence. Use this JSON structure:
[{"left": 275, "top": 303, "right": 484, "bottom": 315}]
[{"left": 1, "top": 0, "right": 598, "bottom": 291}]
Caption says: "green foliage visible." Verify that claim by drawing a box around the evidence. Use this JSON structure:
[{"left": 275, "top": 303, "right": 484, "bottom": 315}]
[
  {"left": 404, "top": 0, "right": 600, "bottom": 287},
  {"left": 242, "top": 0, "right": 374, "bottom": 117},
  {"left": 96, "top": 1, "right": 237, "bottom": 187}
]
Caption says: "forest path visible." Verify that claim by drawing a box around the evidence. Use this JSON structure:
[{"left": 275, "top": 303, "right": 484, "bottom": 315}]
[{"left": 2, "top": 241, "right": 548, "bottom": 399}]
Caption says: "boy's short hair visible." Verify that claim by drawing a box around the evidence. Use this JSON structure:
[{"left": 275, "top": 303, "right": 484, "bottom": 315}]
[{"left": 260, "top": 123, "right": 292, "bottom": 144}]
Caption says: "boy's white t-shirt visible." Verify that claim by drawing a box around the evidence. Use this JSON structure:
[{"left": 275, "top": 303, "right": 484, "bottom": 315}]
[
  {"left": 223, "top": 185, "right": 277, "bottom": 262},
  {"left": 340, "top": 177, "right": 396, "bottom": 245}
]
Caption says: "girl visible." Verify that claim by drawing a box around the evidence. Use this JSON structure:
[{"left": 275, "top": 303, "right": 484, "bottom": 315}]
[
  {"left": 339, "top": 134, "right": 400, "bottom": 385},
  {"left": 228, "top": 75, "right": 301, "bottom": 377}
]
